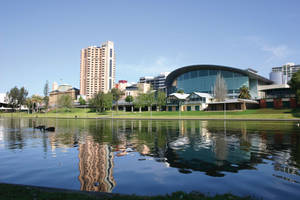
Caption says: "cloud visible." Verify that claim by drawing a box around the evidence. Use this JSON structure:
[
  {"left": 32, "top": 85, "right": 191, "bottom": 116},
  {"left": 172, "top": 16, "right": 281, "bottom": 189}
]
[
  {"left": 244, "top": 36, "right": 291, "bottom": 63},
  {"left": 117, "top": 53, "right": 184, "bottom": 82},
  {"left": 261, "top": 45, "right": 289, "bottom": 60}
]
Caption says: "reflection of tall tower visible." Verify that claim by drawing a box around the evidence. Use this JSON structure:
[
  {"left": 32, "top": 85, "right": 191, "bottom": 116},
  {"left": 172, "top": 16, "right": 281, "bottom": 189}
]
[{"left": 78, "top": 140, "right": 115, "bottom": 192}]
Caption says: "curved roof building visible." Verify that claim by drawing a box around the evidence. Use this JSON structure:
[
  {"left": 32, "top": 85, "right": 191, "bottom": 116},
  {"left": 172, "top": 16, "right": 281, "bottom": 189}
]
[{"left": 166, "top": 65, "right": 272, "bottom": 99}]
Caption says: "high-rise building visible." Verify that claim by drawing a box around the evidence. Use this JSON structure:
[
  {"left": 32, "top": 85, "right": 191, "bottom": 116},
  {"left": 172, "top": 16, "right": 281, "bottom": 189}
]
[
  {"left": 80, "top": 41, "right": 115, "bottom": 99},
  {"left": 271, "top": 63, "right": 300, "bottom": 83}
]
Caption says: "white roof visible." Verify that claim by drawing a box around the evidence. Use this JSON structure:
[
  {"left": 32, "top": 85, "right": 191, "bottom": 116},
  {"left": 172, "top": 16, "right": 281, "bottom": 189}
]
[
  {"left": 192, "top": 92, "right": 213, "bottom": 99},
  {"left": 258, "top": 84, "right": 290, "bottom": 91},
  {"left": 169, "top": 93, "right": 189, "bottom": 100},
  {"left": 209, "top": 98, "right": 258, "bottom": 104}
]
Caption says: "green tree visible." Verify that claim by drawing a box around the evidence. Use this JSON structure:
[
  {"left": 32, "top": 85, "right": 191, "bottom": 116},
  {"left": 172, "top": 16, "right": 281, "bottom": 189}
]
[
  {"left": 58, "top": 95, "right": 73, "bottom": 110},
  {"left": 145, "top": 91, "right": 155, "bottom": 111},
  {"left": 134, "top": 93, "right": 147, "bottom": 112},
  {"left": 79, "top": 96, "right": 86, "bottom": 105},
  {"left": 7, "top": 87, "right": 19, "bottom": 110},
  {"left": 111, "top": 88, "right": 124, "bottom": 111},
  {"left": 89, "top": 92, "right": 113, "bottom": 113},
  {"left": 289, "top": 70, "right": 300, "bottom": 104},
  {"left": 125, "top": 95, "right": 134, "bottom": 112},
  {"left": 26, "top": 97, "right": 33, "bottom": 114},
  {"left": 238, "top": 85, "right": 251, "bottom": 99},
  {"left": 156, "top": 91, "right": 166, "bottom": 111},
  {"left": 7, "top": 86, "right": 28, "bottom": 111},
  {"left": 43, "top": 81, "right": 49, "bottom": 111},
  {"left": 177, "top": 89, "right": 184, "bottom": 94},
  {"left": 31, "top": 95, "right": 43, "bottom": 112},
  {"left": 125, "top": 95, "right": 134, "bottom": 103}
]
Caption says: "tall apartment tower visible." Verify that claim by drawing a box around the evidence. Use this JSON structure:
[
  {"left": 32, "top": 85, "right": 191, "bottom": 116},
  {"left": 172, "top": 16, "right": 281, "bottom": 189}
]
[{"left": 80, "top": 41, "right": 115, "bottom": 98}]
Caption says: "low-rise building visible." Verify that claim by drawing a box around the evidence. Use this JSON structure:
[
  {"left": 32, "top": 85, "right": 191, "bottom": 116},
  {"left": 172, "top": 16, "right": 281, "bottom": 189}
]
[
  {"left": 258, "top": 84, "right": 297, "bottom": 108},
  {"left": 124, "top": 83, "right": 151, "bottom": 98},
  {"left": 49, "top": 84, "right": 79, "bottom": 108}
]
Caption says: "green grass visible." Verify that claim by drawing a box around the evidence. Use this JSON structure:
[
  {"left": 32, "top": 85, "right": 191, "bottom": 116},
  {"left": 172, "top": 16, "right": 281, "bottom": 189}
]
[
  {"left": 1, "top": 108, "right": 300, "bottom": 120},
  {"left": 0, "top": 183, "right": 255, "bottom": 200}
]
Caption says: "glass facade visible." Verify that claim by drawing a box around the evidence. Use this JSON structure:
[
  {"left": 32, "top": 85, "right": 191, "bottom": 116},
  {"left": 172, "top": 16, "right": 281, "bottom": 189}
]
[
  {"left": 109, "top": 59, "right": 112, "bottom": 77},
  {"left": 176, "top": 69, "right": 256, "bottom": 98}
]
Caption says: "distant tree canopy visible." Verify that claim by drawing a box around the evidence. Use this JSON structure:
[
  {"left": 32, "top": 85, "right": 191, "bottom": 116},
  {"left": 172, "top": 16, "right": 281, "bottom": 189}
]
[
  {"left": 7, "top": 86, "right": 28, "bottom": 110},
  {"left": 89, "top": 92, "right": 113, "bottom": 113},
  {"left": 213, "top": 73, "right": 227, "bottom": 101},
  {"left": 111, "top": 88, "right": 124, "bottom": 111},
  {"left": 156, "top": 91, "right": 166, "bottom": 111},
  {"left": 43, "top": 80, "right": 49, "bottom": 110},
  {"left": 58, "top": 95, "right": 73, "bottom": 109},
  {"left": 177, "top": 89, "right": 184, "bottom": 94},
  {"left": 289, "top": 70, "right": 300, "bottom": 103},
  {"left": 145, "top": 91, "right": 155, "bottom": 111},
  {"left": 79, "top": 96, "right": 86, "bottom": 105},
  {"left": 133, "top": 90, "right": 166, "bottom": 112},
  {"left": 30, "top": 95, "right": 43, "bottom": 112},
  {"left": 125, "top": 95, "right": 134, "bottom": 103},
  {"left": 238, "top": 85, "right": 251, "bottom": 99},
  {"left": 134, "top": 93, "right": 147, "bottom": 112}
]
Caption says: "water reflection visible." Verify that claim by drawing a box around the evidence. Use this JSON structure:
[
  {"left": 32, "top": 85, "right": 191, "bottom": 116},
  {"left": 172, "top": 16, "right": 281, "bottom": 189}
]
[
  {"left": 78, "top": 140, "right": 115, "bottom": 192},
  {"left": 0, "top": 118, "right": 300, "bottom": 199}
]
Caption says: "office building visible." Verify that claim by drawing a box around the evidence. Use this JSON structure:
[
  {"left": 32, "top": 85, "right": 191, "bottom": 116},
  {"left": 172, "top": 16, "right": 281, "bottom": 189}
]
[
  {"left": 139, "top": 72, "right": 169, "bottom": 91},
  {"left": 271, "top": 63, "right": 300, "bottom": 83},
  {"left": 80, "top": 41, "right": 115, "bottom": 99}
]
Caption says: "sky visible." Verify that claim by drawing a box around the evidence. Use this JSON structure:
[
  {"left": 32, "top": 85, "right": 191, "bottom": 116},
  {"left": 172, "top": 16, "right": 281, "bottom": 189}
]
[{"left": 1, "top": 0, "right": 300, "bottom": 95}]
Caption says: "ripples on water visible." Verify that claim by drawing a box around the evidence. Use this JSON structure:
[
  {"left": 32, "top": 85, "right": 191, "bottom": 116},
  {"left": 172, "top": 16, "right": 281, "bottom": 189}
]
[{"left": 0, "top": 118, "right": 300, "bottom": 199}]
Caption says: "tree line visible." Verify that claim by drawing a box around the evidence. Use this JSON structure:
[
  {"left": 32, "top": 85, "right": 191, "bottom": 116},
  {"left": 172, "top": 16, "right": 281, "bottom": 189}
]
[{"left": 88, "top": 88, "right": 166, "bottom": 113}]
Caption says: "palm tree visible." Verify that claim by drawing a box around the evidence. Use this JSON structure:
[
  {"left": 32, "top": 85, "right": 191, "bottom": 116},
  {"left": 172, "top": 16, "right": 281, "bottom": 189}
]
[
  {"left": 238, "top": 85, "right": 251, "bottom": 99},
  {"left": 31, "top": 95, "right": 44, "bottom": 112}
]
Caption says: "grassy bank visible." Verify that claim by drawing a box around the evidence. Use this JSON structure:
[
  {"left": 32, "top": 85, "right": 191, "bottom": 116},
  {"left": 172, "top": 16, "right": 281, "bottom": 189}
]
[
  {"left": 0, "top": 183, "right": 254, "bottom": 200},
  {"left": 1, "top": 108, "right": 300, "bottom": 120}
]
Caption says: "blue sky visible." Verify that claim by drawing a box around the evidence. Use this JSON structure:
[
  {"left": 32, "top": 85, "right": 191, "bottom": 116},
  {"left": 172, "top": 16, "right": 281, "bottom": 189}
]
[{"left": 1, "top": 0, "right": 300, "bottom": 95}]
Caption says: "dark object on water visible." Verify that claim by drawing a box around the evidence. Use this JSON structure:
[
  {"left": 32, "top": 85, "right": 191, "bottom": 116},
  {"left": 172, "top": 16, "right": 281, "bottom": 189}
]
[
  {"left": 45, "top": 127, "right": 55, "bottom": 132},
  {"left": 34, "top": 125, "right": 45, "bottom": 130},
  {"left": 34, "top": 126, "right": 55, "bottom": 132}
]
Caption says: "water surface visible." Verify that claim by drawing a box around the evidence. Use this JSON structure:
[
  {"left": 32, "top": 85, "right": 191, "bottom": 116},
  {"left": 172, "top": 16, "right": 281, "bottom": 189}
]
[{"left": 0, "top": 118, "right": 300, "bottom": 199}]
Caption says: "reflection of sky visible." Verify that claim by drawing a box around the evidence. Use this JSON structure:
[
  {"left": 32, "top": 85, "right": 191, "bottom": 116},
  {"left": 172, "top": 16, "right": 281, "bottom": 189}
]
[
  {"left": 0, "top": 125, "right": 4, "bottom": 148},
  {"left": 113, "top": 152, "right": 299, "bottom": 200}
]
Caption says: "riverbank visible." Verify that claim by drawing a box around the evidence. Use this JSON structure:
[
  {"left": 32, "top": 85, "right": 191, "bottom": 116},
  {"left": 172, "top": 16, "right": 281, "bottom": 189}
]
[
  {"left": 1, "top": 108, "right": 300, "bottom": 120},
  {"left": 0, "top": 183, "right": 254, "bottom": 200}
]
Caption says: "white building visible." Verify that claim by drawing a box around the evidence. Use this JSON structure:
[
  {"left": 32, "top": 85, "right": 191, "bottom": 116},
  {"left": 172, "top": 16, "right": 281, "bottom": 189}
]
[
  {"left": 271, "top": 63, "right": 300, "bottom": 83},
  {"left": 80, "top": 41, "right": 115, "bottom": 98}
]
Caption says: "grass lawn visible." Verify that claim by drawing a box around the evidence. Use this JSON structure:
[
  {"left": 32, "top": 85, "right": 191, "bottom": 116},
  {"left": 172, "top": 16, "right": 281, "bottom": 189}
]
[
  {"left": 0, "top": 183, "right": 254, "bottom": 200},
  {"left": 1, "top": 108, "right": 300, "bottom": 120}
]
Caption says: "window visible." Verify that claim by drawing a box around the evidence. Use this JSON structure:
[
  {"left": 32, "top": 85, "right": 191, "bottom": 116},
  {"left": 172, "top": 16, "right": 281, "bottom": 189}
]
[
  {"left": 109, "top": 80, "right": 112, "bottom": 89},
  {"left": 110, "top": 49, "right": 113, "bottom": 57},
  {"left": 109, "top": 60, "right": 112, "bottom": 77},
  {"left": 191, "top": 70, "right": 197, "bottom": 78},
  {"left": 184, "top": 72, "right": 189, "bottom": 80},
  {"left": 198, "top": 70, "right": 208, "bottom": 77},
  {"left": 221, "top": 70, "right": 233, "bottom": 78},
  {"left": 209, "top": 70, "right": 218, "bottom": 76}
]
